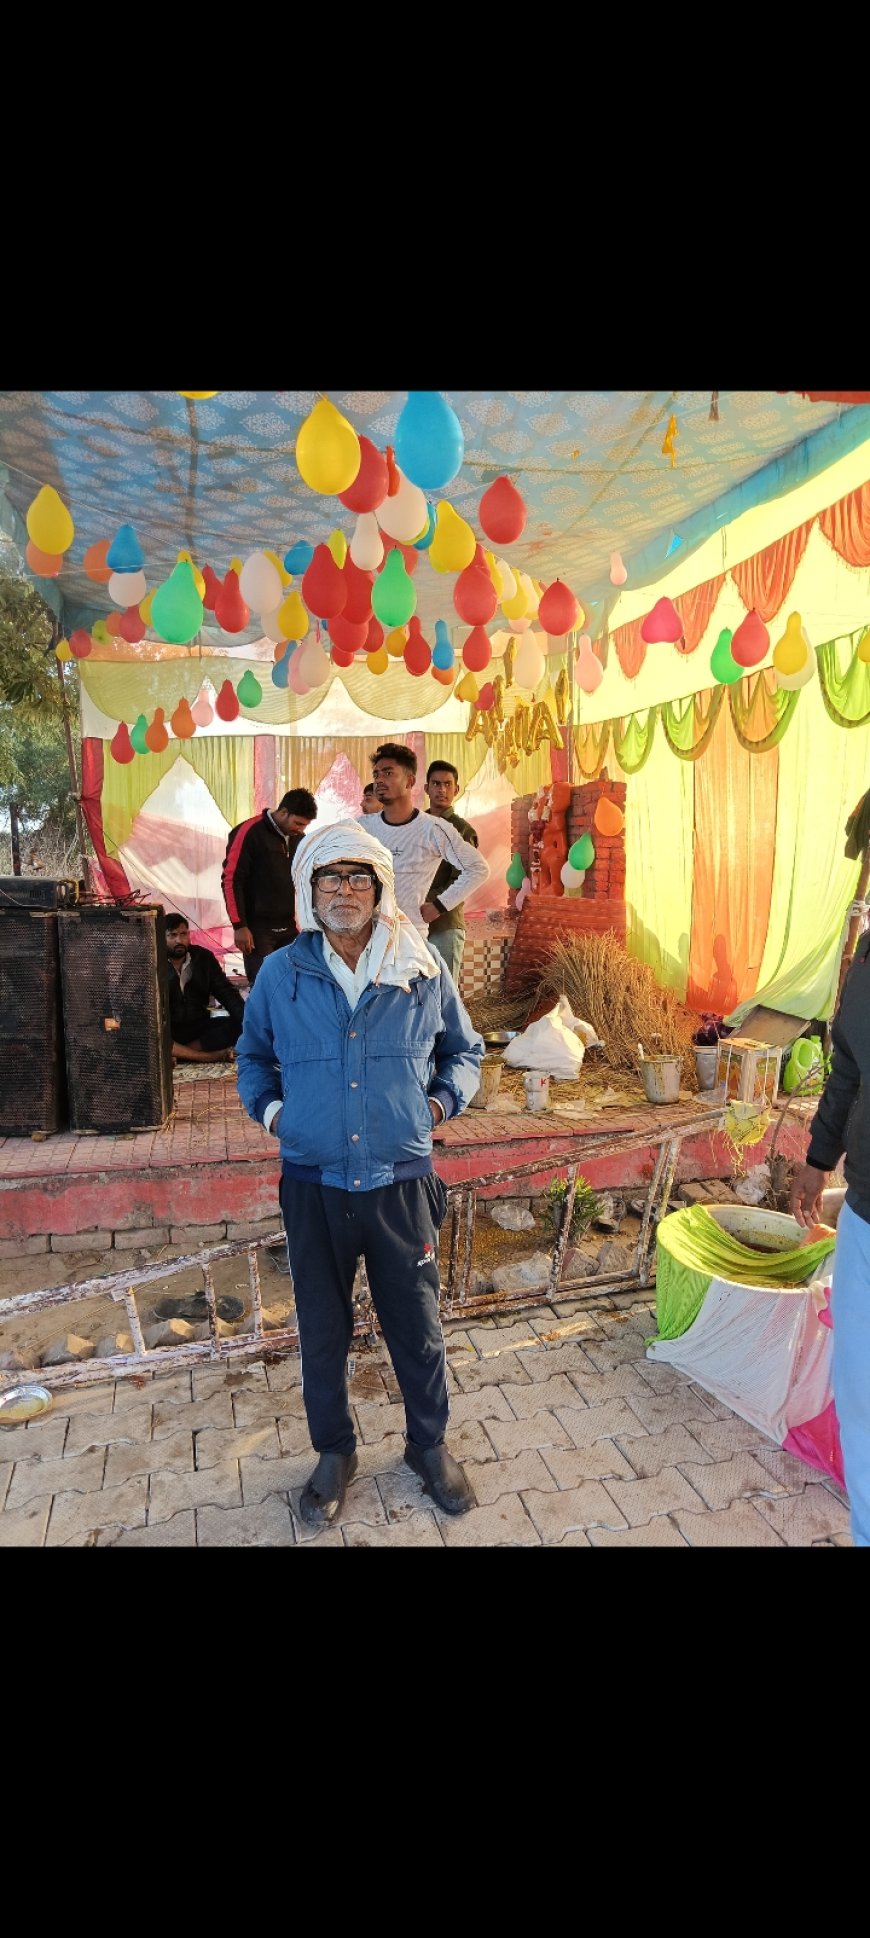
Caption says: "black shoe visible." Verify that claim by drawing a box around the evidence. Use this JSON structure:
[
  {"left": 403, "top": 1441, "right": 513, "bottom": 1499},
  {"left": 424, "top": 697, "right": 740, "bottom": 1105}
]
[
  {"left": 404, "top": 1442, "right": 475, "bottom": 1516},
  {"left": 298, "top": 1451, "right": 359, "bottom": 1528}
]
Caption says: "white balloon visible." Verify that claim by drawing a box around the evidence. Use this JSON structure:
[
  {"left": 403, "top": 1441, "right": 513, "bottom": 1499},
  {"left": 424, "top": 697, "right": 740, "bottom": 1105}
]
[
  {"left": 496, "top": 560, "right": 517, "bottom": 602},
  {"left": 240, "top": 551, "right": 283, "bottom": 615},
  {"left": 560, "top": 861, "right": 586, "bottom": 890},
  {"left": 508, "top": 615, "right": 531, "bottom": 633},
  {"left": 350, "top": 511, "right": 384, "bottom": 571},
  {"left": 260, "top": 605, "right": 288, "bottom": 643},
  {"left": 376, "top": 468, "right": 428, "bottom": 543},
  {"left": 296, "top": 638, "right": 332, "bottom": 686},
  {"left": 609, "top": 551, "right": 628, "bottom": 586},
  {"left": 108, "top": 569, "right": 147, "bottom": 606},
  {"left": 520, "top": 572, "right": 539, "bottom": 616},
  {"left": 489, "top": 630, "right": 511, "bottom": 657},
  {"left": 574, "top": 640, "right": 603, "bottom": 693},
  {"left": 775, "top": 652, "right": 816, "bottom": 691}
]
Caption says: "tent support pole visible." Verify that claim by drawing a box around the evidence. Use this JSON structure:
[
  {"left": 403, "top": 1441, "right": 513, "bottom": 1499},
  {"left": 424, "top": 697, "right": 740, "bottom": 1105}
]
[{"left": 52, "top": 623, "right": 91, "bottom": 887}]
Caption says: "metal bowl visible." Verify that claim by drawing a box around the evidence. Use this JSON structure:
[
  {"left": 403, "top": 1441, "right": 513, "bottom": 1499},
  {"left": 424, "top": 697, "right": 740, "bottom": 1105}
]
[
  {"left": 0, "top": 1384, "right": 54, "bottom": 1427},
  {"left": 483, "top": 1030, "right": 516, "bottom": 1048}
]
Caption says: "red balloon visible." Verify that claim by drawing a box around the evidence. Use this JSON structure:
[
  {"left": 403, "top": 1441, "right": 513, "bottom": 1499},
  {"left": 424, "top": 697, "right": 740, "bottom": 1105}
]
[
  {"left": 385, "top": 444, "right": 400, "bottom": 495},
  {"left": 477, "top": 682, "right": 496, "bottom": 711},
  {"left": 640, "top": 596, "right": 682, "bottom": 644},
  {"left": 340, "top": 552, "right": 375, "bottom": 624},
  {"left": 201, "top": 564, "right": 222, "bottom": 612},
  {"left": 338, "top": 435, "right": 389, "bottom": 513},
  {"left": 329, "top": 608, "right": 370, "bottom": 654},
  {"left": 215, "top": 678, "right": 241, "bottom": 721},
  {"left": 110, "top": 721, "right": 135, "bottom": 764},
  {"left": 453, "top": 553, "right": 498, "bottom": 625},
  {"left": 538, "top": 579, "right": 579, "bottom": 636},
  {"left": 302, "top": 543, "right": 348, "bottom": 619},
  {"left": 462, "top": 624, "right": 493, "bottom": 673},
  {"left": 215, "top": 569, "right": 251, "bottom": 633},
  {"left": 479, "top": 475, "right": 527, "bottom": 545},
  {"left": 331, "top": 645, "right": 356, "bottom": 668},
  {"left": 366, "top": 616, "right": 384, "bottom": 652},
  {"left": 120, "top": 605, "right": 146, "bottom": 643},
  {"left": 404, "top": 618, "right": 432, "bottom": 676},
  {"left": 69, "top": 629, "right": 93, "bottom": 659},
  {"left": 730, "top": 608, "right": 770, "bottom": 668}
]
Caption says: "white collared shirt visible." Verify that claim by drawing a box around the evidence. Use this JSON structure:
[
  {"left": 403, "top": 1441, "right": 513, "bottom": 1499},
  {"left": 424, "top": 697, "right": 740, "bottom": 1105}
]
[{"left": 322, "top": 931, "right": 376, "bottom": 1010}]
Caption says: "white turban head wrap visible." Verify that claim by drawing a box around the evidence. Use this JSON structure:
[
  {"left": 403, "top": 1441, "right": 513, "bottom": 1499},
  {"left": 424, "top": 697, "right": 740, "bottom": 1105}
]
[{"left": 291, "top": 819, "right": 439, "bottom": 991}]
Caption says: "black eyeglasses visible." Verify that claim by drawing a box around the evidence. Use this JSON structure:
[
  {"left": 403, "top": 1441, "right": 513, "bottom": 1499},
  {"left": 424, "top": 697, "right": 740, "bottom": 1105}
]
[{"left": 312, "top": 869, "right": 377, "bottom": 893}]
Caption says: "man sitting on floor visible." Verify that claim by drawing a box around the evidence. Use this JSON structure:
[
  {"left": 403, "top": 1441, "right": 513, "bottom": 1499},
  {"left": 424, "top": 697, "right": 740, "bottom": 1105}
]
[{"left": 164, "top": 912, "right": 246, "bottom": 1063}]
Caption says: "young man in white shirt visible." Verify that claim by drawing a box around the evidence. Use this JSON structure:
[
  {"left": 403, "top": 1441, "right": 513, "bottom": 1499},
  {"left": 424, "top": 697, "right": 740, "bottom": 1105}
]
[{"left": 366, "top": 743, "right": 489, "bottom": 944}]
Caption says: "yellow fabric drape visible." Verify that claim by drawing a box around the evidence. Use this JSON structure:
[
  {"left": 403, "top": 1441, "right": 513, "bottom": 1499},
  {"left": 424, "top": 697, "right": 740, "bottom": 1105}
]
[
  {"left": 729, "top": 674, "right": 865, "bottom": 1024},
  {"left": 616, "top": 728, "right": 694, "bottom": 999},
  {"left": 573, "top": 719, "right": 612, "bottom": 777},
  {"left": 424, "top": 734, "right": 489, "bottom": 792},
  {"left": 274, "top": 732, "right": 491, "bottom": 800},
  {"left": 728, "top": 668, "right": 799, "bottom": 751},
  {"left": 78, "top": 655, "right": 459, "bottom": 725},
  {"left": 660, "top": 686, "right": 725, "bottom": 759},
  {"left": 101, "top": 740, "right": 254, "bottom": 856}
]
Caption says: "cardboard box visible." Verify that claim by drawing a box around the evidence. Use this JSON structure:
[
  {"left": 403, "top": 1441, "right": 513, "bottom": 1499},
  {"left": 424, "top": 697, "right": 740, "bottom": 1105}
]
[{"left": 716, "top": 1036, "right": 783, "bottom": 1106}]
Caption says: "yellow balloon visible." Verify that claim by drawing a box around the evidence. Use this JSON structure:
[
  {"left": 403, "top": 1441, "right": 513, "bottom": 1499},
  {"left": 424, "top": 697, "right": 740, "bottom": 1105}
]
[
  {"left": 178, "top": 391, "right": 219, "bottom": 399},
  {"left": 55, "top": 636, "right": 72, "bottom": 661},
  {"left": 385, "top": 627, "right": 408, "bottom": 658},
  {"left": 264, "top": 548, "right": 291, "bottom": 586},
  {"left": 484, "top": 548, "right": 503, "bottom": 596},
  {"left": 857, "top": 629, "right": 870, "bottom": 665},
  {"left": 428, "top": 501, "right": 477, "bottom": 574},
  {"left": 26, "top": 484, "right": 74, "bottom": 555},
  {"left": 230, "top": 557, "right": 243, "bottom": 576},
  {"left": 456, "top": 669, "right": 480, "bottom": 703},
  {"left": 296, "top": 398, "right": 361, "bottom": 496},
  {"left": 327, "top": 528, "right": 348, "bottom": 568},
  {"left": 278, "top": 589, "right": 309, "bottom": 641},
  {"left": 367, "top": 647, "right": 389, "bottom": 675},
  {"left": 139, "top": 590, "right": 154, "bottom": 624},
  {"left": 772, "top": 611, "right": 808, "bottom": 677},
  {"left": 177, "top": 550, "right": 206, "bottom": 599},
  {"left": 502, "top": 574, "right": 529, "bottom": 620}
]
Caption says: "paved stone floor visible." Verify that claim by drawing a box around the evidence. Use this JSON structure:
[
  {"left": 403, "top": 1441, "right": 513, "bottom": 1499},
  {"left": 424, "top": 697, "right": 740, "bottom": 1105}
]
[{"left": 0, "top": 1287, "right": 853, "bottom": 1547}]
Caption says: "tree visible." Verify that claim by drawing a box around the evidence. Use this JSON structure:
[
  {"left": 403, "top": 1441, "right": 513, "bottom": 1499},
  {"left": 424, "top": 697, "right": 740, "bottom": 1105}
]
[
  {"left": 0, "top": 567, "right": 80, "bottom": 853},
  {"left": 0, "top": 567, "right": 60, "bottom": 713}
]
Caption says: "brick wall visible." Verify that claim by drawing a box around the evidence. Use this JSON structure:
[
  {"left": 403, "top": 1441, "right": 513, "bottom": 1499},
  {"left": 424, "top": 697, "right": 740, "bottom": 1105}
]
[{"left": 504, "top": 775, "right": 627, "bottom": 994}]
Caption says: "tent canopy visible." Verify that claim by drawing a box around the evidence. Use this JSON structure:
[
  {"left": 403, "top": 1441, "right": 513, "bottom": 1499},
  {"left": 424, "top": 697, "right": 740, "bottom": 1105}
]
[{"left": 2, "top": 389, "right": 869, "bottom": 646}]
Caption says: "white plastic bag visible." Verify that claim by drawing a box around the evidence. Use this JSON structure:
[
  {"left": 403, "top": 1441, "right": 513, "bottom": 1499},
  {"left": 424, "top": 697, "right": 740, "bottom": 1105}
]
[{"left": 503, "top": 998, "right": 587, "bottom": 1079}]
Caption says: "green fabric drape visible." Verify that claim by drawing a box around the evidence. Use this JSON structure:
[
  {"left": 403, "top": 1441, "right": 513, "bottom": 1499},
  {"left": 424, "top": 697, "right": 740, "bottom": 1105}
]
[
  {"left": 728, "top": 672, "right": 866, "bottom": 1024},
  {"left": 728, "top": 669, "right": 799, "bottom": 750},
  {"left": 817, "top": 631, "right": 870, "bottom": 727},
  {"left": 618, "top": 721, "right": 694, "bottom": 999},
  {"left": 660, "top": 686, "right": 725, "bottom": 759},
  {"left": 612, "top": 710, "right": 657, "bottom": 774},
  {"left": 101, "top": 739, "right": 254, "bottom": 855}
]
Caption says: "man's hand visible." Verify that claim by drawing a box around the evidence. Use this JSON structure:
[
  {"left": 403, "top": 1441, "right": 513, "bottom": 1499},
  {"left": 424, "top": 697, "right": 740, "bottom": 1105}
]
[
  {"left": 420, "top": 901, "right": 442, "bottom": 926},
  {"left": 790, "top": 1162, "right": 829, "bottom": 1227},
  {"left": 234, "top": 924, "right": 255, "bottom": 954},
  {"left": 429, "top": 1098, "right": 446, "bottom": 1128}
]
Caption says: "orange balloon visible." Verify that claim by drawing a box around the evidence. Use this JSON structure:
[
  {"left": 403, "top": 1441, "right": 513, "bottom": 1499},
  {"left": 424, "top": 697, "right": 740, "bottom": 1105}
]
[
  {"left": 171, "top": 696, "right": 196, "bottom": 739},
  {"left": 144, "top": 707, "right": 169, "bottom": 754},
  {"left": 83, "top": 539, "right": 113, "bottom": 584},
  {"left": 25, "top": 539, "right": 62, "bottom": 577},
  {"left": 105, "top": 610, "right": 124, "bottom": 636},
  {"left": 594, "top": 796, "right": 625, "bottom": 837}
]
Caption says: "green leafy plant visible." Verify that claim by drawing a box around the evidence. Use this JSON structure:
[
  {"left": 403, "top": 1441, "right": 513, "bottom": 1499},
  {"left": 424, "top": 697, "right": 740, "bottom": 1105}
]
[{"left": 545, "top": 1174, "right": 603, "bottom": 1244}]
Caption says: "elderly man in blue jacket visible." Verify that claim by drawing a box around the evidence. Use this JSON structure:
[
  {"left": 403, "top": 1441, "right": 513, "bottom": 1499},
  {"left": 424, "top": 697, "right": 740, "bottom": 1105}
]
[{"left": 236, "top": 819, "right": 484, "bottom": 1530}]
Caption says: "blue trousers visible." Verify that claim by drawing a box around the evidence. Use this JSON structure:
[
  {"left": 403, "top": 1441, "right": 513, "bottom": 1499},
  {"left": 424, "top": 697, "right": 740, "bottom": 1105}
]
[
  {"left": 426, "top": 927, "right": 465, "bottom": 983},
  {"left": 280, "top": 1172, "right": 450, "bottom": 1456},
  {"left": 831, "top": 1200, "right": 870, "bottom": 1546}
]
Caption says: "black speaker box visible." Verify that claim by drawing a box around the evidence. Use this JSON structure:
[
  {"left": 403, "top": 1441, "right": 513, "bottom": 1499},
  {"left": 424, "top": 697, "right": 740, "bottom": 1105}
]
[
  {"left": 58, "top": 906, "right": 174, "bottom": 1132},
  {"left": 0, "top": 876, "right": 80, "bottom": 910},
  {"left": 0, "top": 910, "right": 67, "bottom": 1135}
]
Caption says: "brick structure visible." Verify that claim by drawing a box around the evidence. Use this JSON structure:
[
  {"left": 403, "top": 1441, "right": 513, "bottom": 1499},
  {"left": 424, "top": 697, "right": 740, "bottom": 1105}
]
[{"left": 504, "top": 775, "right": 627, "bottom": 996}]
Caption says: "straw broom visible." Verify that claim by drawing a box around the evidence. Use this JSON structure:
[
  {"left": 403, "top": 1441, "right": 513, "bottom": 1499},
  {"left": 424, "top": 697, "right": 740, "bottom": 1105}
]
[{"left": 533, "top": 933, "right": 698, "bottom": 1078}]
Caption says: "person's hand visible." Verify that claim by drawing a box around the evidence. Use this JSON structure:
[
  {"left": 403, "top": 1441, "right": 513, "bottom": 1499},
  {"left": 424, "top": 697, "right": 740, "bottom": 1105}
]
[
  {"left": 429, "top": 1098, "right": 445, "bottom": 1128},
  {"left": 790, "top": 1162, "right": 829, "bottom": 1227},
  {"left": 420, "top": 901, "right": 441, "bottom": 926},
  {"left": 234, "top": 925, "right": 255, "bottom": 954}
]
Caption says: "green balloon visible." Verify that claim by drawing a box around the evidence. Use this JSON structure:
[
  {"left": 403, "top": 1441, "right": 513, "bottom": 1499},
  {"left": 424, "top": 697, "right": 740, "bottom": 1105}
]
[
  {"left": 506, "top": 852, "right": 526, "bottom": 890},
  {"left": 569, "top": 833, "right": 595, "bottom": 871},
  {"left": 710, "top": 627, "right": 742, "bottom": 685},
  {"left": 130, "top": 712, "right": 149, "bottom": 755},
  {"left": 371, "top": 547, "right": 417, "bottom": 628},
  {"left": 151, "top": 560, "right": 204, "bottom": 645},
  {"left": 237, "top": 668, "right": 263, "bottom": 708}
]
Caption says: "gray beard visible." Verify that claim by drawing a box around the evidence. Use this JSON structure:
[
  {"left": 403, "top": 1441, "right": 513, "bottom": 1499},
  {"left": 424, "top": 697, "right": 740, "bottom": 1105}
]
[{"left": 316, "top": 902, "right": 372, "bottom": 938}]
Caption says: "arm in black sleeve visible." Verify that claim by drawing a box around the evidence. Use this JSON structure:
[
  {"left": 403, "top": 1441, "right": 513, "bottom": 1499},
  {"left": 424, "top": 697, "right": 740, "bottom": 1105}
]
[
  {"left": 805, "top": 1010, "right": 860, "bottom": 1171},
  {"left": 208, "top": 955, "right": 246, "bottom": 1027}
]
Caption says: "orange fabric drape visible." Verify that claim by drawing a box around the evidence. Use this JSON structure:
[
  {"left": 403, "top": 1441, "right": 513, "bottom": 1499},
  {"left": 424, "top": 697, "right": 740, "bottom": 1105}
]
[
  {"left": 730, "top": 521, "right": 814, "bottom": 621},
  {"left": 612, "top": 618, "right": 647, "bottom": 679},
  {"left": 818, "top": 480, "right": 870, "bottom": 567},
  {"left": 673, "top": 575, "right": 726, "bottom": 654},
  {"left": 685, "top": 698, "right": 779, "bottom": 1014}
]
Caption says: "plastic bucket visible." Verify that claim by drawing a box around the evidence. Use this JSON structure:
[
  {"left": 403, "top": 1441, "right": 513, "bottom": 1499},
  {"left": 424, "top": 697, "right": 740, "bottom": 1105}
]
[
  {"left": 639, "top": 1055, "right": 682, "bottom": 1104},
  {"left": 694, "top": 1045, "right": 719, "bottom": 1091},
  {"left": 468, "top": 1055, "right": 504, "bottom": 1110}
]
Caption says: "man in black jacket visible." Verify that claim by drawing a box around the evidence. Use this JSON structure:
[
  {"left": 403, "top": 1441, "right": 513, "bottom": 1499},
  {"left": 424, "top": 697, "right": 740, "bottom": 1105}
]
[
  {"left": 791, "top": 928, "right": 870, "bottom": 1547},
  {"left": 221, "top": 788, "right": 317, "bottom": 985},
  {"left": 165, "top": 913, "right": 246, "bottom": 1063}
]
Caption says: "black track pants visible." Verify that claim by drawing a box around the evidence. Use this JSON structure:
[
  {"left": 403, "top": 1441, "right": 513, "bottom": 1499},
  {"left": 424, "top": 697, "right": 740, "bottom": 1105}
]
[{"left": 280, "top": 1172, "right": 449, "bottom": 1456}]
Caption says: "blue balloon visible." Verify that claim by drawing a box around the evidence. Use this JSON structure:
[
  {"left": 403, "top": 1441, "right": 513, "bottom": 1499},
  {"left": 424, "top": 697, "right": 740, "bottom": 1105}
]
[
  {"left": 106, "top": 522, "right": 145, "bottom": 571},
  {"left": 284, "top": 540, "right": 314, "bottom": 575},
  {"left": 413, "top": 503, "right": 436, "bottom": 549},
  {"left": 434, "top": 618, "right": 452, "bottom": 650},
  {"left": 432, "top": 639, "right": 454, "bottom": 670},
  {"left": 271, "top": 653, "right": 290, "bottom": 688},
  {"left": 393, "top": 392, "right": 464, "bottom": 491}
]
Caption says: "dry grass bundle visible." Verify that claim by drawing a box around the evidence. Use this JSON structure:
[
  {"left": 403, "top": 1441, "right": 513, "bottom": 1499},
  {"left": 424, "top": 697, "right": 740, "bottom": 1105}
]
[
  {"left": 534, "top": 933, "right": 698, "bottom": 1078},
  {"left": 463, "top": 991, "right": 536, "bottom": 1036}
]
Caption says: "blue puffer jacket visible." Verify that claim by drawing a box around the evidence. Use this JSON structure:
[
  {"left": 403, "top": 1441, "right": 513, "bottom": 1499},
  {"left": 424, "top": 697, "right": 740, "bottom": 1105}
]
[{"left": 236, "top": 930, "right": 484, "bottom": 1191}]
